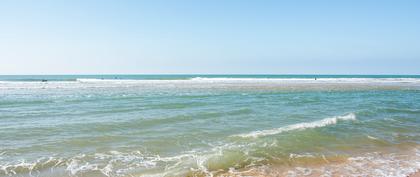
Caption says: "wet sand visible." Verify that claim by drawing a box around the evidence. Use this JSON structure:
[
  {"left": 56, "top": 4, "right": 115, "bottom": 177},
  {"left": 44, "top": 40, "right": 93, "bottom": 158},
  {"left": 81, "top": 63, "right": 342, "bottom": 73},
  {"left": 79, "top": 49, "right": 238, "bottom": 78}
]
[
  {"left": 410, "top": 171, "right": 420, "bottom": 177},
  {"left": 217, "top": 146, "right": 420, "bottom": 177}
]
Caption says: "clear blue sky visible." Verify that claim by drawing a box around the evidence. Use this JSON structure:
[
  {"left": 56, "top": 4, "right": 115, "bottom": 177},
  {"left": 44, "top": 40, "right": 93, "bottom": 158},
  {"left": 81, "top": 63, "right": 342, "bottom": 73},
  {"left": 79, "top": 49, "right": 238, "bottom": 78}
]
[{"left": 1, "top": 0, "right": 419, "bottom": 75}]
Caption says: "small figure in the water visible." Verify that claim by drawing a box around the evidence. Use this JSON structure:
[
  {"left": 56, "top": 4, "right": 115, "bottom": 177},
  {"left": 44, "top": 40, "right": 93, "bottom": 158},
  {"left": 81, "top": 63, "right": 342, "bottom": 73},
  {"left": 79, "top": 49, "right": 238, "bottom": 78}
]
[
  {"left": 315, "top": 78, "right": 317, "bottom": 80},
  {"left": 41, "top": 79, "right": 48, "bottom": 82}
]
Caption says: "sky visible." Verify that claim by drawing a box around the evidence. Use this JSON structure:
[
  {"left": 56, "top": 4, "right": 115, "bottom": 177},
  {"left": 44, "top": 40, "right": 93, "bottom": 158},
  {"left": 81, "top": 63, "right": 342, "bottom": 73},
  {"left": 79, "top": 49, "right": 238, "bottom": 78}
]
[{"left": 0, "top": 0, "right": 419, "bottom": 75}]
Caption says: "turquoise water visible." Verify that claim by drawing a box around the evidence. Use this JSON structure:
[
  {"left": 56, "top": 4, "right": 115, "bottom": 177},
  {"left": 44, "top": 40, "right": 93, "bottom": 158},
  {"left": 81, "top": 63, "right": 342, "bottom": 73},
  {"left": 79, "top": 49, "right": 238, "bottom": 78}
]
[{"left": 0, "top": 75, "right": 420, "bottom": 176}]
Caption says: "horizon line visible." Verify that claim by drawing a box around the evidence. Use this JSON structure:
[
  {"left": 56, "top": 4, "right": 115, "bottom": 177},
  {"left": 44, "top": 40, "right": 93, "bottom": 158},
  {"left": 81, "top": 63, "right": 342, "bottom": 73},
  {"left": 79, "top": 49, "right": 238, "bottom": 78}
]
[{"left": 1, "top": 73, "right": 420, "bottom": 76}]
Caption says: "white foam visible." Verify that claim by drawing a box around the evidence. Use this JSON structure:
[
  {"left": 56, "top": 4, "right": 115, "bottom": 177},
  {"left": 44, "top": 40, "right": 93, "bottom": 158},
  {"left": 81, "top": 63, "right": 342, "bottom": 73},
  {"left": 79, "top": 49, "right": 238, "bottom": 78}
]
[
  {"left": 234, "top": 113, "right": 357, "bottom": 138},
  {"left": 209, "top": 147, "right": 420, "bottom": 177},
  {"left": 190, "top": 77, "right": 420, "bottom": 83},
  {"left": 76, "top": 78, "right": 139, "bottom": 83},
  {"left": 1, "top": 77, "right": 420, "bottom": 90},
  {"left": 340, "top": 150, "right": 420, "bottom": 177},
  {"left": 367, "top": 135, "right": 379, "bottom": 140},
  {"left": 2, "top": 145, "right": 419, "bottom": 177},
  {"left": 76, "top": 78, "right": 110, "bottom": 82}
]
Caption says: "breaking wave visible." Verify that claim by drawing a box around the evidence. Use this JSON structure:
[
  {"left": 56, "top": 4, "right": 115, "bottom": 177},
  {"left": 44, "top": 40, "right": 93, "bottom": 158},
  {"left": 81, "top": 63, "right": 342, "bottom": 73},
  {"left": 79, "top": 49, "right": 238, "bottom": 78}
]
[
  {"left": 2, "top": 144, "right": 418, "bottom": 177},
  {"left": 233, "top": 113, "right": 357, "bottom": 138}
]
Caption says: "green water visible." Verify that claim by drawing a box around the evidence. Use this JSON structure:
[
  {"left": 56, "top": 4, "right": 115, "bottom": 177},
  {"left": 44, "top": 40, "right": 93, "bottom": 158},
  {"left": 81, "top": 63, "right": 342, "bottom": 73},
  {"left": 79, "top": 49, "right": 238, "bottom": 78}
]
[{"left": 0, "top": 75, "right": 419, "bottom": 176}]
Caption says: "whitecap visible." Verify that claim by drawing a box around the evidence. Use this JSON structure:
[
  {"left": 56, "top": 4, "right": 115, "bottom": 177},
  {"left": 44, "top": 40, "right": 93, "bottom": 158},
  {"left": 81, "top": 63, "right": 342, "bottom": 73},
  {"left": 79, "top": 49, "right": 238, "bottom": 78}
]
[{"left": 233, "top": 113, "right": 357, "bottom": 138}]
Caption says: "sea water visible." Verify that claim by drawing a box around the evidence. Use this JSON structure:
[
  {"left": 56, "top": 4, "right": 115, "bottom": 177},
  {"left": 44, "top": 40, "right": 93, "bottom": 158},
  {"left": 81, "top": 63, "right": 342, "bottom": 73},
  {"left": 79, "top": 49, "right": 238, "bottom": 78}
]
[{"left": 0, "top": 75, "right": 419, "bottom": 176}]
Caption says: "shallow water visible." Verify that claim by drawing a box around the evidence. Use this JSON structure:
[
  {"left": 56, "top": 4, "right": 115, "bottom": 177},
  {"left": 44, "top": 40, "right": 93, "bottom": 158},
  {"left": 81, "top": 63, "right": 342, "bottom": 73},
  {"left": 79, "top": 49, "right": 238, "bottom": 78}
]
[{"left": 0, "top": 75, "right": 419, "bottom": 176}]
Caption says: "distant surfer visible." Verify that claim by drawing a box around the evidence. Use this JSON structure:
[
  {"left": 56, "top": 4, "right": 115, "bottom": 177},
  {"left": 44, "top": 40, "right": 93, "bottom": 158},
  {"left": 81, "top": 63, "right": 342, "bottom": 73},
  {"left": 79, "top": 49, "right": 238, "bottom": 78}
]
[
  {"left": 41, "top": 79, "right": 48, "bottom": 82},
  {"left": 315, "top": 78, "right": 317, "bottom": 80}
]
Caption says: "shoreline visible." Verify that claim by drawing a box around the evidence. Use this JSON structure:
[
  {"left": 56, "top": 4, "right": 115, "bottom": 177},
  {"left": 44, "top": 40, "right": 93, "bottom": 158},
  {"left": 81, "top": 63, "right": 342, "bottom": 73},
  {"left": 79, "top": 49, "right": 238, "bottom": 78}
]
[{"left": 216, "top": 145, "right": 420, "bottom": 177}]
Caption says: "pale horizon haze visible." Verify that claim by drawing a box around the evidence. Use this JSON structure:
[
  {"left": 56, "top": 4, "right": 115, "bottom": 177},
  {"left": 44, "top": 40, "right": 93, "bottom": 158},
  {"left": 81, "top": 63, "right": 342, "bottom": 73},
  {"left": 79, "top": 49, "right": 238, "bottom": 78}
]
[{"left": 1, "top": 0, "right": 419, "bottom": 75}]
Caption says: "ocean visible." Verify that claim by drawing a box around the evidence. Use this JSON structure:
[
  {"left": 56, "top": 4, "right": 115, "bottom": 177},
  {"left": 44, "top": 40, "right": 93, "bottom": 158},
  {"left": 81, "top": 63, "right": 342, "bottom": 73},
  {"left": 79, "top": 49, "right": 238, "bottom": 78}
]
[{"left": 0, "top": 75, "right": 419, "bottom": 176}]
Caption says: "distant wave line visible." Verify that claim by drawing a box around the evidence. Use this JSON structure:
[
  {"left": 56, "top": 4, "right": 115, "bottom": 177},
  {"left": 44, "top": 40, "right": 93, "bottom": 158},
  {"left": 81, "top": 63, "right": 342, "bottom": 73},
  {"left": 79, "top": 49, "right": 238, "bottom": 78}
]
[{"left": 0, "top": 77, "right": 420, "bottom": 84}]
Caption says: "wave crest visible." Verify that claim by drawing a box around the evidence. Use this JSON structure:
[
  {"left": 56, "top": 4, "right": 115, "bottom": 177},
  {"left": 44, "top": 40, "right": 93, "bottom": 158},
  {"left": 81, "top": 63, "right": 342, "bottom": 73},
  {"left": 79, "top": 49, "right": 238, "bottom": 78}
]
[{"left": 233, "top": 113, "right": 356, "bottom": 138}]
